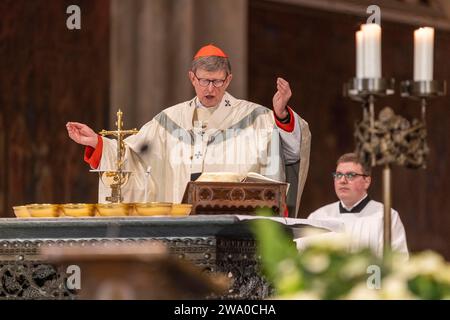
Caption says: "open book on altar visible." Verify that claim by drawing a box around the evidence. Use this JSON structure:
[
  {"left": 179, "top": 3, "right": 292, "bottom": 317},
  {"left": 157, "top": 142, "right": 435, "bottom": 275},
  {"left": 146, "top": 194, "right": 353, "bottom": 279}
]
[
  {"left": 195, "top": 172, "right": 290, "bottom": 193},
  {"left": 182, "top": 172, "right": 289, "bottom": 216}
]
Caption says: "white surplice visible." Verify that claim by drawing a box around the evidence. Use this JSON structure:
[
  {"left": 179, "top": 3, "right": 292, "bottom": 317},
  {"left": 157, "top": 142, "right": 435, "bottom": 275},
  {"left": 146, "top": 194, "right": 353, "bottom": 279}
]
[{"left": 306, "top": 199, "right": 409, "bottom": 259}]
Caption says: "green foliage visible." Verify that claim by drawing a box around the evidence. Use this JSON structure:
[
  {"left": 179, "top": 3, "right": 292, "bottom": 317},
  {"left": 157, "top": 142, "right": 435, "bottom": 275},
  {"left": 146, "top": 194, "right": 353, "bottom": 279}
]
[
  {"left": 252, "top": 217, "right": 303, "bottom": 295},
  {"left": 251, "top": 217, "right": 450, "bottom": 300}
]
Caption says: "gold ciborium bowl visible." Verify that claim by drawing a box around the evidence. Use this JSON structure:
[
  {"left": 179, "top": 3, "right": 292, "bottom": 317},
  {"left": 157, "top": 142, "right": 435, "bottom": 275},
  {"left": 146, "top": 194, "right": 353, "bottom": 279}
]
[
  {"left": 135, "top": 202, "right": 172, "bottom": 216},
  {"left": 27, "top": 204, "right": 61, "bottom": 218},
  {"left": 13, "top": 205, "right": 31, "bottom": 218},
  {"left": 98, "top": 170, "right": 132, "bottom": 188},
  {"left": 62, "top": 204, "right": 96, "bottom": 217},
  {"left": 170, "top": 204, "right": 193, "bottom": 217},
  {"left": 96, "top": 203, "right": 129, "bottom": 217}
]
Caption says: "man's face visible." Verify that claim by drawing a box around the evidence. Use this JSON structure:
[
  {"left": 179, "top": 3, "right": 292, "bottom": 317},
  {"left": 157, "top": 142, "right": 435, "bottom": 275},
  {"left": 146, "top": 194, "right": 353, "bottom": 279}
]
[
  {"left": 189, "top": 68, "right": 232, "bottom": 107},
  {"left": 334, "top": 162, "right": 371, "bottom": 206}
]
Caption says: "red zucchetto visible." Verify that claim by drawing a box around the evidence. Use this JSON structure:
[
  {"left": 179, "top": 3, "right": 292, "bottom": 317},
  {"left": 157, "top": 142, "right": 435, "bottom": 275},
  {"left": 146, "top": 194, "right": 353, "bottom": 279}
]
[{"left": 194, "top": 44, "right": 228, "bottom": 60}]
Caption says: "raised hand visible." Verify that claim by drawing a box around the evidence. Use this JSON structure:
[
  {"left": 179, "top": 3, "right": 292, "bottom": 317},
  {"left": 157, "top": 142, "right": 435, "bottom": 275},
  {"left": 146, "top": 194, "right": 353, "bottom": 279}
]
[
  {"left": 66, "top": 122, "right": 98, "bottom": 148},
  {"left": 272, "top": 77, "right": 292, "bottom": 119}
]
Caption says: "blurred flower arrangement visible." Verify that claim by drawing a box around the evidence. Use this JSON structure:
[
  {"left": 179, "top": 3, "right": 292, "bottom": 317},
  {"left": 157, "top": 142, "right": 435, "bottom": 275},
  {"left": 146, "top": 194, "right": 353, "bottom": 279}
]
[{"left": 251, "top": 216, "right": 450, "bottom": 300}]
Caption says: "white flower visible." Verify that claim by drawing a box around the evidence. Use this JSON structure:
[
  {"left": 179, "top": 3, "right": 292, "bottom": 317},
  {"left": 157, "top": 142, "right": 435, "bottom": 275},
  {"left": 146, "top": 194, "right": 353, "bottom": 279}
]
[
  {"left": 302, "top": 253, "right": 330, "bottom": 274},
  {"left": 339, "top": 256, "right": 372, "bottom": 280},
  {"left": 435, "top": 265, "right": 450, "bottom": 284},
  {"left": 298, "top": 228, "right": 351, "bottom": 251},
  {"left": 407, "top": 251, "right": 445, "bottom": 275},
  {"left": 345, "top": 283, "right": 381, "bottom": 300},
  {"left": 276, "top": 259, "right": 303, "bottom": 292},
  {"left": 277, "top": 259, "right": 298, "bottom": 274},
  {"left": 380, "top": 276, "right": 417, "bottom": 300}
]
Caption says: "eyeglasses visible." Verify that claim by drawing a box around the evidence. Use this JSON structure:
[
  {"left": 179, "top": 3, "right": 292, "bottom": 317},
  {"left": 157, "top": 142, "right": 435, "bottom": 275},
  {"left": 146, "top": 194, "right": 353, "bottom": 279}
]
[
  {"left": 193, "top": 73, "right": 227, "bottom": 88},
  {"left": 332, "top": 172, "right": 368, "bottom": 181}
]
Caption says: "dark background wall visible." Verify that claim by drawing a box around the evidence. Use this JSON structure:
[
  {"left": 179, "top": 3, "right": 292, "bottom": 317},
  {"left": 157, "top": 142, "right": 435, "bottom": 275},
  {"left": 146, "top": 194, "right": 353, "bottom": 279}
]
[
  {"left": 0, "top": 0, "right": 110, "bottom": 215},
  {"left": 249, "top": 0, "right": 450, "bottom": 258}
]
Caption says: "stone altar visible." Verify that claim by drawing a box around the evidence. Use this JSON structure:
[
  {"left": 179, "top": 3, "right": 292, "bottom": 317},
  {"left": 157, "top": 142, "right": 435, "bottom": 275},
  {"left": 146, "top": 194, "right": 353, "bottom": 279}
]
[{"left": 0, "top": 215, "right": 276, "bottom": 299}]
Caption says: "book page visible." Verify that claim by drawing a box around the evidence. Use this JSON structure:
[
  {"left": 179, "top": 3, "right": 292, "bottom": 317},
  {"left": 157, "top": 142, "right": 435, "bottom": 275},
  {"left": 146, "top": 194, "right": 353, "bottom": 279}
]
[
  {"left": 241, "top": 172, "right": 281, "bottom": 183},
  {"left": 196, "top": 172, "right": 290, "bottom": 195},
  {"left": 242, "top": 172, "right": 290, "bottom": 194}
]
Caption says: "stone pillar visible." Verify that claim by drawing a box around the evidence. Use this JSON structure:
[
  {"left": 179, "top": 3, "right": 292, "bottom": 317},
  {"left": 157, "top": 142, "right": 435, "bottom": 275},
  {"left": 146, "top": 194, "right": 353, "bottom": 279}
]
[
  {"left": 110, "top": 0, "right": 247, "bottom": 128},
  {"left": 110, "top": 0, "right": 139, "bottom": 128},
  {"left": 192, "top": 0, "right": 248, "bottom": 101},
  {"left": 0, "top": 112, "right": 5, "bottom": 215}
]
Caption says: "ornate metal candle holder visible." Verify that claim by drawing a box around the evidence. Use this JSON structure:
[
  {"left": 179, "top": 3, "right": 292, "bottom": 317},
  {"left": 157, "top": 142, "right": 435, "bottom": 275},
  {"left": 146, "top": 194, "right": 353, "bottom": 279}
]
[
  {"left": 344, "top": 77, "right": 395, "bottom": 255},
  {"left": 344, "top": 77, "right": 446, "bottom": 256},
  {"left": 344, "top": 77, "right": 395, "bottom": 167}
]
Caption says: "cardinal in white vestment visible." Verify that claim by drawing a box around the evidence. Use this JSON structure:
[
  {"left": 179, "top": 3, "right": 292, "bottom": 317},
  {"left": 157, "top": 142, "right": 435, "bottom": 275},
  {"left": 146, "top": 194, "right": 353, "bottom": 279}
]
[
  {"left": 66, "top": 45, "right": 311, "bottom": 216},
  {"left": 306, "top": 153, "right": 409, "bottom": 259}
]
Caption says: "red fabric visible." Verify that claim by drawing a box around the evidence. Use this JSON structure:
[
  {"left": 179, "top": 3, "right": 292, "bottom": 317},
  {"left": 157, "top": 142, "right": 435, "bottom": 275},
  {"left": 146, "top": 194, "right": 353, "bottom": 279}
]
[
  {"left": 274, "top": 106, "right": 295, "bottom": 133},
  {"left": 194, "top": 44, "right": 228, "bottom": 59},
  {"left": 283, "top": 205, "right": 289, "bottom": 217},
  {"left": 84, "top": 135, "right": 103, "bottom": 169}
]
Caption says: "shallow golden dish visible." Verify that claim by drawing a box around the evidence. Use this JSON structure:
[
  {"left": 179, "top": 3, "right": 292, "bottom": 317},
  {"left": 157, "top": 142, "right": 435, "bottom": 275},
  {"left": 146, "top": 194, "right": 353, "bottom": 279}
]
[
  {"left": 27, "top": 204, "right": 61, "bottom": 218},
  {"left": 170, "top": 204, "right": 192, "bottom": 216},
  {"left": 96, "top": 203, "right": 129, "bottom": 216},
  {"left": 127, "top": 203, "right": 138, "bottom": 216},
  {"left": 61, "top": 204, "right": 95, "bottom": 217},
  {"left": 13, "top": 205, "right": 31, "bottom": 218},
  {"left": 134, "top": 202, "right": 172, "bottom": 216}
]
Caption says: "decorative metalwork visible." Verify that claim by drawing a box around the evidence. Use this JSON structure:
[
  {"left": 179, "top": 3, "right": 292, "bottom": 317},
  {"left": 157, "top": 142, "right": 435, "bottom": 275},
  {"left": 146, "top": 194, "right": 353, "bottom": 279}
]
[
  {"left": 355, "top": 106, "right": 428, "bottom": 169},
  {"left": 0, "top": 236, "right": 267, "bottom": 300},
  {"left": 216, "top": 238, "right": 273, "bottom": 300},
  {"left": 344, "top": 77, "right": 397, "bottom": 253},
  {"left": 344, "top": 75, "right": 446, "bottom": 255},
  {"left": 216, "top": 259, "right": 271, "bottom": 300},
  {"left": 344, "top": 77, "right": 396, "bottom": 165},
  {"left": 0, "top": 262, "right": 75, "bottom": 299}
]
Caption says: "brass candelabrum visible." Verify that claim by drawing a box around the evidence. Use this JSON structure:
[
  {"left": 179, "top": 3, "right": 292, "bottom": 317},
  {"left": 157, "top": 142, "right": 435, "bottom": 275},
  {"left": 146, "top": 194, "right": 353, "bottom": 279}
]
[
  {"left": 93, "top": 110, "right": 138, "bottom": 203},
  {"left": 344, "top": 77, "right": 446, "bottom": 257}
]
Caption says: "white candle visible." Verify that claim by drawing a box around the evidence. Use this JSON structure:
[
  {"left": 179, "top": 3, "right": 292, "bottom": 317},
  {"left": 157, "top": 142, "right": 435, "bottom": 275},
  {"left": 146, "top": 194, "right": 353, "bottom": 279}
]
[
  {"left": 356, "top": 30, "right": 364, "bottom": 78},
  {"left": 361, "top": 23, "right": 382, "bottom": 78},
  {"left": 414, "top": 27, "right": 434, "bottom": 81}
]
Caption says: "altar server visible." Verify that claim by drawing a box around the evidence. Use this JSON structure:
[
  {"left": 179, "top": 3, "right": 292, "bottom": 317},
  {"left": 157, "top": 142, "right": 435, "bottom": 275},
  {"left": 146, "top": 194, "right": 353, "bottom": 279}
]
[{"left": 307, "top": 153, "right": 409, "bottom": 258}]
